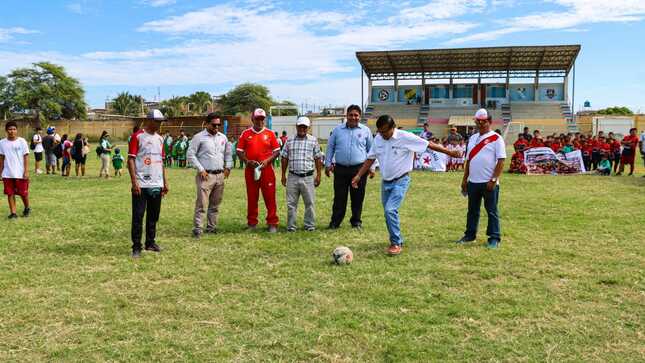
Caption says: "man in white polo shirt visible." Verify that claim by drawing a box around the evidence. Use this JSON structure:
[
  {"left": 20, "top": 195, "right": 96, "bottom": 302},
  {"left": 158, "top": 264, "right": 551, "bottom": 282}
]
[
  {"left": 351, "top": 115, "right": 461, "bottom": 255},
  {"left": 457, "top": 109, "right": 506, "bottom": 248}
]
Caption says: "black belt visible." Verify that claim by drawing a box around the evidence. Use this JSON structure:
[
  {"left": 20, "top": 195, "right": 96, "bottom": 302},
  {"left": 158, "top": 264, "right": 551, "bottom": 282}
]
[
  {"left": 206, "top": 169, "right": 224, "bottom": 174},
  {"left": 383, "top": 173, "right": 408, "bottom": 183},
  {"left": 335, "top": 163, "right": 363, "bottom": 168},
  {"left": 289, "top": 170, "right": 314, "bottom": 177}
]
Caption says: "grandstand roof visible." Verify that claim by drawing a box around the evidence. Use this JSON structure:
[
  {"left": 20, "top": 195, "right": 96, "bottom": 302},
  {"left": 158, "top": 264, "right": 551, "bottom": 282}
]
[{"left": 356, "top": 45, "right": 580, "bottom": 81}]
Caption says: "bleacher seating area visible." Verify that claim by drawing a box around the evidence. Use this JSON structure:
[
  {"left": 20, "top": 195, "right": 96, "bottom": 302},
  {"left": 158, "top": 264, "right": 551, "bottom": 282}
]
[{"left": 365, "top": 101, "right": 571, "bottom": 142}]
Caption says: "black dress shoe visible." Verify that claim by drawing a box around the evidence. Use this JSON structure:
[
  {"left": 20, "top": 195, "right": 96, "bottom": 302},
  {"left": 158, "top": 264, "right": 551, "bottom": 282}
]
[
  {"left": 327, "top": 224, "right": 339, "bottom": 230},
  {"left": 145, "top": 243, "right": 162, "bottom": 252},
  {"left": 456, "top": 236, "right": 476, "bottom": 244}
]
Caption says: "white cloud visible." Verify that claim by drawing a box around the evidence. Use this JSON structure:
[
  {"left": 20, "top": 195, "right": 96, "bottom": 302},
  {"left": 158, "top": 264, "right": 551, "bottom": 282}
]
[
  {"left": 447, "top": 0, "right": 645, "bottom": 44},
  {"left": 142, "top": 0, "right": 176, "bottom": 7},
  {"left": 66, "top": 2, "right": 83, "bottom": 14},
  {"left": 399, "top": 0, "right": 486, "bottom": 22},
  {"left": 75, "top": 3, "right": 476, "bottom": 86},
  {"left": 0, "top": 27, "right": 38, "bottom": 43}
]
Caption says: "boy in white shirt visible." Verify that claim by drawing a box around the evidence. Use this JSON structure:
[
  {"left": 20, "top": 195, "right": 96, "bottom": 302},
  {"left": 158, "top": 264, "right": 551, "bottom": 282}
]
[
  {"left": 351, "top": 115, "right": 461, "bottom": 255},
  {"left": 0, "top": 121, "right": 31, "bottom": 219}
]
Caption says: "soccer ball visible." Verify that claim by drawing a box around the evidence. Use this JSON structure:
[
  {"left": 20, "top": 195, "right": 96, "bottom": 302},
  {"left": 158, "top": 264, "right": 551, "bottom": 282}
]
[{"left": 332, "top": 246, "right": 353, "bottom": 265}]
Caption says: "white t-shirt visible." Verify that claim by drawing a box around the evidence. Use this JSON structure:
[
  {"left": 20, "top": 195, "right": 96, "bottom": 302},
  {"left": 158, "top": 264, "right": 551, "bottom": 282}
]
[
  {"left": 368, "top": 129, "right": 429, "bottom": 181},
  {"left": 465, "top": 131, "right": 506, "bottom": 183},
  {"left": 32, "top": 134, "right": 44, "bottom": 153},
  {"left": 0, "top": 137, "right": 30, "bottom": 178},
  {"left": 428, "top": 150, "right": 448, "bottom": 172},
  {"left": 128, "top": 130, "right": 165, "bottom": 189},
  {"left": 640, "top": 131, "right": 645, "bottom": 153}
]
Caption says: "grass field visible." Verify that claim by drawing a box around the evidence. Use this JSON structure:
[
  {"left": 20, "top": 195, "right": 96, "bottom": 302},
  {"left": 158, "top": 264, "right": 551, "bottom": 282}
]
[{"left": 0, "top": 150, "right": 644, "bottom": 362}]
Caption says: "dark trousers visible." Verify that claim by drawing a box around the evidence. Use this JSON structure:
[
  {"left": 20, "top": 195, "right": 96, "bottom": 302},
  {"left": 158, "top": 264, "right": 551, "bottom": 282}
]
[
  {"left": 465, "top": 182, "right": 501, "bottom": 243},
  {"left": 131, "top": 189, "right": 162, "bottom": 250},
  {"left": 330, "top": 164, "right": 368, "bottom": 227},
  {"left": 591, "top": 151, "right": 600, "bottom": 170}
]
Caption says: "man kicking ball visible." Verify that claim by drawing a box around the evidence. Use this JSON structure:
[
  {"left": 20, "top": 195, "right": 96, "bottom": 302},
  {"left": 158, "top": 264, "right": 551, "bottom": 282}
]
[{"left": 351, "top": 115, "right": 461, "bottom": 255}]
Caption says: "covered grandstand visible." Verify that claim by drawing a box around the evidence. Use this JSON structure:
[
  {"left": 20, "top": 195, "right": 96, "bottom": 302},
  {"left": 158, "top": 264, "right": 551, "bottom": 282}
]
[{"left": 356, "top": 45, "right": 581, "bottom": 138}]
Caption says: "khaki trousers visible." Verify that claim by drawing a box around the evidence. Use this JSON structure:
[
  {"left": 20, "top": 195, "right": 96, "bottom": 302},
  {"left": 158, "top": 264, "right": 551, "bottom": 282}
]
[
  {"left": 286, "top": 174, "right": 316, "bottom": 230},
  {"left": 193, "top": 173, "right": 225, "bottom": 233}
]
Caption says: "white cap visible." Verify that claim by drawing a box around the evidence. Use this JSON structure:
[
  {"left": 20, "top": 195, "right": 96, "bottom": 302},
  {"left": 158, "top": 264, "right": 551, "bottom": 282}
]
[
  {"left": 252, "top": 108, "right": 267, "bottom": 119},
  {"left": 147, "top": 109, "right": 166, "bottom": 121},
  {"left": 474, "top": 108, "right": 488, "bottom": 120},
  {"left": 296, "top": 116, "right": 310, "bottom": 127}
]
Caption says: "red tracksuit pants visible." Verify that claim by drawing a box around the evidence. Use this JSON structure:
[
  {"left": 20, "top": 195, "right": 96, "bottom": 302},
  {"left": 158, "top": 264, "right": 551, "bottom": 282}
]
[{"left": 244, "top": 166, "right": 279, "bottom": 227}]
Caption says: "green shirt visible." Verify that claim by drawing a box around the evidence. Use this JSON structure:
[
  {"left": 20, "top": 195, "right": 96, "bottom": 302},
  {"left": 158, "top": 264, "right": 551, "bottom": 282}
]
[
  {"left": 598, "top": 159, "right": 611, "bottom": 170},
  {"left": 112, "top": 154, "right": 124, "bottom": 169}
]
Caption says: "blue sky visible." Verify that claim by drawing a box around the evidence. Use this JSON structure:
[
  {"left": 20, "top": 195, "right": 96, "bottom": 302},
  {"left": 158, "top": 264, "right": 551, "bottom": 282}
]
[{"left": 1, "top": 0, "right": 645, "bottom": 112}]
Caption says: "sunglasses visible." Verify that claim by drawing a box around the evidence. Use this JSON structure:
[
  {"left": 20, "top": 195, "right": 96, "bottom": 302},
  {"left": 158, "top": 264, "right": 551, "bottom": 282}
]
[{"left": 210, "top": 123, "right": 221, "bottom": 127}]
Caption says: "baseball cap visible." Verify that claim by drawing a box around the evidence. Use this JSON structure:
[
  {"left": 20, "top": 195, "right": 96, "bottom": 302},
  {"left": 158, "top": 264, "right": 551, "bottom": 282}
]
[
  {"left": 296, "top": 116, "right": 310, "bottom": 127},
  {"left": 474, "top": 108, "right": 488, "bottom": 120},
  {"left": 252, "top": 108, "right": 267, "bottom": 119},
  {"left": 147, "top": 109, "right": 166, "bottom": 121}
]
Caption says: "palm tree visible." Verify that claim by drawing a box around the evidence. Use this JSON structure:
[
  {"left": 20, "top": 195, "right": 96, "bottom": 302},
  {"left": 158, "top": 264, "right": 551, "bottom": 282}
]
[
  {"left": 111, "top": 92, "right": 140, "bottom": 116},
  {"left": 189, "top": 91, "right": 212, "bottom": 115}
]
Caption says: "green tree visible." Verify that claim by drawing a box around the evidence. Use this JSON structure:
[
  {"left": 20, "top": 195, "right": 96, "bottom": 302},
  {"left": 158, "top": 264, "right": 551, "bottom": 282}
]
[
  {"left": 597, "top": 106, "right": 633, "bottom": 116},
  {"left": 0, "top": 76, "right": 11, "bottom": 120},
  {"left": 219, "top": 83, "right": 272, "bottom": 115},
  {"left": 8, "top": 62, "right": 87, "bottom": 121},
  {"left": 111, "top": 92, "right": 142, "bottom": 116},
  {"left": 272, "top": 100, "right": 298, "bottom": 116},
  {"left": 160, "top": 96, "right": 188, "bottom": 118},
  {"left": 188, "top": 91, "right": 212, "bottom": 115}
]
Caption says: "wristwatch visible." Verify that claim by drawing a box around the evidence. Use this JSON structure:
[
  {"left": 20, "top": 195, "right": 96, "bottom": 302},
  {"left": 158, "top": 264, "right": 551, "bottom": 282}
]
[{"left": 490, "top": 177, "right": 498, "bottom": 183}]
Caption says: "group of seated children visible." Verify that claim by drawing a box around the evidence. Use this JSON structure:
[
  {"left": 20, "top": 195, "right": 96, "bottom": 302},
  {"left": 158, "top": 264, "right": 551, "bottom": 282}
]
[{"left": 509, "top": 127, "right": 640, "bottom": 176}]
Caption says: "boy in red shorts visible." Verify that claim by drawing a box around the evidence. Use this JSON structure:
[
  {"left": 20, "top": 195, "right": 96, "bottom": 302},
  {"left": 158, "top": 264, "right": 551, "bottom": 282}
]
[
  {"left": 617, "top": 128, "right": 639, "bottom": 176},
  {"left": 0, "top": 121, "right": 31, "bottom": 219}
]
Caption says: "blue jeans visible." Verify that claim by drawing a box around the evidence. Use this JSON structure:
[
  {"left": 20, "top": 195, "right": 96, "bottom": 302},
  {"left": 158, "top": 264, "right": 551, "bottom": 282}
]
[
  {"left": 381, "top": 175, "right": 410, "bottom": 246},
  {"left": 465, "top": 182, "right": 501, "bottom": 243}
]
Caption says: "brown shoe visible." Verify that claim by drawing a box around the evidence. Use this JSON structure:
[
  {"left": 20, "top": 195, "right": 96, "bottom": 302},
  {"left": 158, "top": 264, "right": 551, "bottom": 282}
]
[
  {"left": 387, "top": 245, "right": 402, "bottom": 255},
  {"left": 144, "top": 243, "right": 162, "bottom": 252}
]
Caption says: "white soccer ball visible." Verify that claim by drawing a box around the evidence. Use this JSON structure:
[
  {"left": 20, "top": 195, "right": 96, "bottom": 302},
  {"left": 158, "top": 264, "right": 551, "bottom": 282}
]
[{"left": 332, "top": 246, "right": 353, "bottom": 265}]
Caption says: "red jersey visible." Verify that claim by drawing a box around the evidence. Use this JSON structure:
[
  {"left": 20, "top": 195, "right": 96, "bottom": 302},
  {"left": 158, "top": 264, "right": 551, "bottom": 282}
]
[
  {"left": 514, "top": 139, "right": 529, "bottom": 150},
  {"left": 62, "top": 140, "right": 73, "bottom": 158},
  {"left": 609, "top": 140, "right": 621, "bottom": 153},
  {"left": 550, "top": 142, "right": 561, "bottom": 153},
  {"left": 280, "top": 135, "right": 288, "bottom": 147},
  {"left": 622, "top": 135, "right": 639, "bottom": 153},
  {"left": 528, "top": 138, "right": 544, "bottom": 148},
  {"left": 598, "top": 142, "right": 610, "bottom": 153},
  {"left": 573, "top": 140, "right": 582, "bottom": 150},
  {"left": 237, "top": 127, "right": 281, "bottom": 162}
]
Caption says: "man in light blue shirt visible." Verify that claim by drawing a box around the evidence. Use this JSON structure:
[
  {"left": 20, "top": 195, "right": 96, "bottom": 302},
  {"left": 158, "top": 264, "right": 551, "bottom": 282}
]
[{"left": 324, "top": 104, "right": 374, "bottom": 230}]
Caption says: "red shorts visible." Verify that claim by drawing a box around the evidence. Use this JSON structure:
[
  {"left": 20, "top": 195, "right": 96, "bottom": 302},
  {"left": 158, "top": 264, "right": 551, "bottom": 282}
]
[{"left": 3, "top": 178, "right": 29, "bottom": 197}]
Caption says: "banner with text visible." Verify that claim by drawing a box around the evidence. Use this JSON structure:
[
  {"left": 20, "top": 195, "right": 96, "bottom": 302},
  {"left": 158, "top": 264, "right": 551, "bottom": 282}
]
[{"left": 524, "top": 147, "right": 586, "bottom": 175}]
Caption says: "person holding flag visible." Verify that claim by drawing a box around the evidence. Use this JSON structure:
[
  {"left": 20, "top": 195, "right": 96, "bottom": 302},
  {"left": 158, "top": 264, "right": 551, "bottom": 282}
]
[{"left": 457, "top": 109, "right": 506, "bottom": 249}]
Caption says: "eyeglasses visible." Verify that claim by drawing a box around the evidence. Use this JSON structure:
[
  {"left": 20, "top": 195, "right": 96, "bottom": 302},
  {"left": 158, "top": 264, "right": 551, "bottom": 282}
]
[{"left": 211, "top": 123, "right": 221, "bottom": 127}]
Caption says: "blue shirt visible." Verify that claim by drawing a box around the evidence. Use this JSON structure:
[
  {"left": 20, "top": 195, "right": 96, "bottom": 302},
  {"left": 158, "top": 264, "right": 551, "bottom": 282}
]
[{"left": 325, "top": 122, "right": 373, "bottom": 167}]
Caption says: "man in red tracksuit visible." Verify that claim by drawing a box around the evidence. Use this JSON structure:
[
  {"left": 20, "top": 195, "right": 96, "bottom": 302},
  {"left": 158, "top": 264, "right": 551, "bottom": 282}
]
[{"left": 237, "top": 108, "right": 281, "bottom": 232}]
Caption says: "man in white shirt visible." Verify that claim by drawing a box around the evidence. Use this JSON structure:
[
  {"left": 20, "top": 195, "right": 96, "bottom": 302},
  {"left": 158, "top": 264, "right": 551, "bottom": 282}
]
[
  {"left": 127, "top": 109, "right": 169, "bottom": 258},
  {"left": 187, "top": 112, "right": 232, "bottom": 238},
  {"left": 457, "top": 109, "right": 506, "bottom": 248},
  {"left": 351, "top": 115, "right": 461, "bottom": 255},
  {"left": 0, "top": 121, "right": 31, "bottom": 219},
  {"left": 32, "top": 127, "right": 44, "bottom": 174}
]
